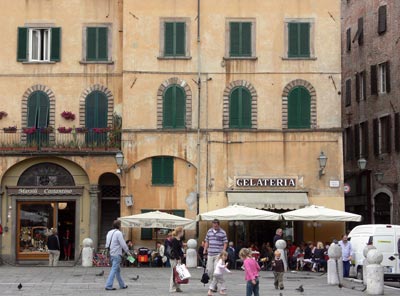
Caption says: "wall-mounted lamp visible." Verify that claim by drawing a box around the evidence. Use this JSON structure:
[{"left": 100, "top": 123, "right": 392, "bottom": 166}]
[
  {"left": 115, "top": 151, "right": 125, "bottom": 175},
  {"left": 374, "top": 172, "right": 384, "bottom": 182},
  {"left": 357, "top": 158, "right": 367, "bottom": 170},
  {"left": 318, "top": 151, "right": 328, "bottom": 178}
]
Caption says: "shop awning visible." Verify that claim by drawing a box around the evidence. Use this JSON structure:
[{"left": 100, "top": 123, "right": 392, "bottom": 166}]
[{"left": 227, "top": 192, "right": 309, "bottom": 210}]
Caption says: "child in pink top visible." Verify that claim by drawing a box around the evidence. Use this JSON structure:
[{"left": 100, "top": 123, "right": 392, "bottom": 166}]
[{"left": 239, "top": 248, "right": 260, "bottom": 296}]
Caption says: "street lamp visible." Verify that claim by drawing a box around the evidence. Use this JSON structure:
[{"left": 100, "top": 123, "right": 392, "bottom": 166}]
[
  {"left": 318, "top": 151, "right": 328, "bottom": 178},
  {"left": 357, "top": 158, "right": 367, "bottom": 170},
  {"left": 115, "top": 151, "right": 124, "bottom": 175}
]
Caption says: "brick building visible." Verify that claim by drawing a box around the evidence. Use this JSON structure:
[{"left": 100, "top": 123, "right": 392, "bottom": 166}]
[{"left": 341, "top": 0, "right": 400, "bottom": 226}]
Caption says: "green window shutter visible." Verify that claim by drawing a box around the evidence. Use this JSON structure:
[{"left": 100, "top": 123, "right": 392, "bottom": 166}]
[
  {"left": 163, "top": 87, "right": 174, "bottom": 128},
  {"left": 241, "top": 22, "right": 252, "bottom": 57},
  {"left": 27, "top": 94, "right": 38, "bottom": 127},
  {"left": 37, "top": 92, "right": 50, "bottom": 127},
  {"left": 370, "top": 65, "right": 378, "bottom": 95},
  {"left": 175, "top": 22, "right": 186, "bottom": 56},
  {"left": 50, "top": 27, "right": 61, "bottom": 62},
  {"left": 229, "top": 88, "right": 240, "bottom": 127},
  {"left": 85, "top": 92, "right": 96, "bottom": 128},
  {"left": 152, "top": 157, "right": 163, "bottom": 185},
  {"left": 97, "top": 92, "right": 108, "bottom": 127},
  {"left": 288, "top": 23, "right": 299, "bottom": 57},
  {"left": 230, "top": 22, "right": 240, "bottom": 56},
  {"left": 164, "top": 23, "right": 174, "bottom": 56},
  {"left": 175, "top": 86, "right": 186, "bottom": 128},
  {"left": 288, "top": 87, "right": 310, "bottom": 129},
  {"left": 86, "top": 27, "right": 97, "bottom": 60},
  {"left": 299, "top": 23, "right": 310, "bottom": 57},
  {"left": 17, "top": 27, "right": 28, "bottom": 62},
  {"left": 141, "top": 209, "right": 153, "bottom": 240},
  {"left": 241, "top": 88, "right": 252, "bottom": 128},
  {"left": 163, "top": 157, "right": 174, "bottom": 185},
  {"left": 97, "top": 27, "right": 108, "bottom": 61}
]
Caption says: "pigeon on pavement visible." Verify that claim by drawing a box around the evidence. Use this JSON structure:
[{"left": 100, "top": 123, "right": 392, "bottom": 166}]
[
  {"left": 295, "top": 285, "right": 304, "bottom": 292},
  {"left": 130, "top": 275, "right": 139, "bottom": 280},
  {"left": 96, "top": 270, "right": 104, "bottom": 276},
  {"left": 17, "top": 283, "right": 22, "bottom": 290}
]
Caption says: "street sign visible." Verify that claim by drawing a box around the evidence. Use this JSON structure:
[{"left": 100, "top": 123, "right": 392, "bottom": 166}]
[{"left": 344, "top": 183, "right": 351, "bottom": 193}]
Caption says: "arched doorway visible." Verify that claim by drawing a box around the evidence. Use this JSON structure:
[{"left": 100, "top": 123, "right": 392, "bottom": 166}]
[
  {"left": 98, "top": 173, "right": 121, "bottom": 247},
  {"left": 374, "top": 193, "right": 391, "bottom": 224}
]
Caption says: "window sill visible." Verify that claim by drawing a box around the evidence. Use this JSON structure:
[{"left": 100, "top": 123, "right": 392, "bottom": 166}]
[
  {"left": 223, "top": 57, "right": 258, "bottom": 61},
  {"left": 282, "top": 57, "right": 317, "bottom": 61},
  {"left": 157, "top": 56, "right": 192, "bottom": 60},
  {"left": 21, "top": 61, "right": 57, "bottom": 64},
  {"left": 79, "top": 60, "right": 114, "bottom": 64}
]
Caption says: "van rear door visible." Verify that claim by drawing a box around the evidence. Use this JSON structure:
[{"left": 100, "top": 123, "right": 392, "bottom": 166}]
[{"left": 395, "top": 228, "right": 400, "bottom": 274}]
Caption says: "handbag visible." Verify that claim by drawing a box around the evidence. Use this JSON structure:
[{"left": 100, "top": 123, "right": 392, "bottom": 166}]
[{"left": 174, "top": 263, "right": 191, "bottom": 284}]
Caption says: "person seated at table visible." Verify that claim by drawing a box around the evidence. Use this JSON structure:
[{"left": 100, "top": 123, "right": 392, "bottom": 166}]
[
  {"left": 124, "top": 240, "right": 136, "bottom": 267},
  {"left": 151, "top": 241, "right": 164, "bottom": 267}
]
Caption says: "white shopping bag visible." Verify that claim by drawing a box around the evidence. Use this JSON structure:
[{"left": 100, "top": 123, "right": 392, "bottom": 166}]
[{"left": 175, "top": 263, "right": 191, "bottom": 280}]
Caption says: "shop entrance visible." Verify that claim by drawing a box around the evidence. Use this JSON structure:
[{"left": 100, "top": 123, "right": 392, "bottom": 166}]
[{"left": 58, "top": 201, "right": 76, "bottom": 261}]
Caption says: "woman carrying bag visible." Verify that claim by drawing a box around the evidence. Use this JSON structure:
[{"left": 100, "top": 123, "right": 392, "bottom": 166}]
[{"left": 169, "top": 226, "right": 185, "bottom": 293}]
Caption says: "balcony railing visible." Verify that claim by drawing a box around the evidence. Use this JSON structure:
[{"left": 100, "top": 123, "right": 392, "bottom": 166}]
[{"left": 0, "top": 129, "right": 121, "bottom": 153}]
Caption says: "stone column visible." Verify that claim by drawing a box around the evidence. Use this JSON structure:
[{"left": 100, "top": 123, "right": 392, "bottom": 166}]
[
  {"left": 82, "top": 238, "right": 94, "bottom": 267},
  {"left": 186, "top": 239, "right": 197, "bottom": 268},
  {"left": 275, "top": 239, "right": 288, "bottom": 271},
  {"left": 89, "top": 185, "right": 99, "bottom": 249},
  {"left": 366, "top": 249, "right": 384, "bottom": 295},
  {"left": 327, "top": 242, "right": 343, "bottom": 285},
  {"left": 363, "top": 245, "right": 376, "bottom": 284}
]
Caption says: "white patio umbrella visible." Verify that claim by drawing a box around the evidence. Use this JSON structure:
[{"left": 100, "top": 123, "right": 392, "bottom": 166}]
[
  {"left": 281, "top": 205, "right": 362, "bottom": 222},
  {"left": 119, "top": 210, "right": 195, "bottom": 229},
  {"left": 197, "top": 204, "right": 281, "bottom": 221}
]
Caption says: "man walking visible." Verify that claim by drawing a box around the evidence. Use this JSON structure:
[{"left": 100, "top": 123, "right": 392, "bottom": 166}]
[
  {"left": 47, "top": 228, "right": 61, "bottom": 266},
  {"left": 338, "top": 234, "right": 352, "bottom": 277},
  {"left": 203, "top": 219, "right": 228, "bottom": 292},
  {"left": 105, "top": 220, "right": 131, "bottom": 291}
]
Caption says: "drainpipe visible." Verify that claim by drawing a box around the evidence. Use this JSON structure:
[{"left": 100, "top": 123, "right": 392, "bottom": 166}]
[{"left": 196, "top": 0, "right": 201, "bottom": 237}]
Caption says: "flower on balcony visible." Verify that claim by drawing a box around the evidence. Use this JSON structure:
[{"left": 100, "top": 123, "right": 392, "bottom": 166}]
[
  {"left": 92, "top": 127, "right": 111, "bottom": 134},
  {"left": 0, "top": 111, "right": 8, "bottom": 119},
  {"left": 57, "top": 127, "right": 73, "bottom": 133},
  {"left": 75, "top": 127, "right": 88, "bottom": 133},
  {"left": 23, "top": 127, "right": 37, "bottom": 134},
  {"left": 39, "top": 126, "right": 54, "bottom": 134},
  {"left": 3, "top": 126, "right": 17, "bottom": 133},
  {"left": 61, "top": 111, "right": 76, "bottom": 121}
]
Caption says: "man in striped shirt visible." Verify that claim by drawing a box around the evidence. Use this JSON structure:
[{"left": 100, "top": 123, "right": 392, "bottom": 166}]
[{"left": 204, "top": 219, "right": 228, "bottom": 292}]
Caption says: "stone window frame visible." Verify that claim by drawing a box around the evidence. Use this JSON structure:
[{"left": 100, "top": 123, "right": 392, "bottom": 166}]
[
  {"left": 21, "top": 84, "right": 56, "bottom": 143},
  {"left": 157, "top": 77, "right": 192, "bottom": 129},
  {"left": 224, "top": 18, "right": 257, "bottom": 60},
  {"left": 80, "top": 23, "right": 113, "bottom": 64},
  {"left": 158, "top": 17, "right": 191, "bottom": 60},
  {"left": 282, "top": 79, "right": 317, "bottom": 129},
  {"left": 283, "top": 18, "right": 316, "bottom": 60},
  {"left": 79, "top": 84, "right": 114, "bottom": 128},
  {"left": 223, "top": 80, "right": 258, "bottom": 129}
]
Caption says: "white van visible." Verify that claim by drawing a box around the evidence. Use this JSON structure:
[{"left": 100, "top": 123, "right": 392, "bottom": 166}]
[{"left": 348, "top": 224, "right": 400, "bottom": 281}]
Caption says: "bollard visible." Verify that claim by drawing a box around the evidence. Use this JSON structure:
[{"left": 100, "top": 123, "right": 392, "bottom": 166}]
[
  {"left": 366, "top": 249, "right": 384, "bottom": 295},
  {"left": 82, "top": 238, "right": 93, "bottom": 267},
  {"left": 327, "top": 242, "right": 343, "bottom": 285},
  {"left": 275, "top": 239, "right": 288, "bottom": 271},
  {"left": 362, "top": 244, "right": 376, "bottom": 284},
  {"left": 185, "top": 239, "right": 197, "bottom": 268}
]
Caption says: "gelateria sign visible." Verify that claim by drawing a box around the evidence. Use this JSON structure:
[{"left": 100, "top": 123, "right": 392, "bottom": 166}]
[
  {"left": 235, "top": 177, "right": 296, "bottom": 188},
  {"left": 6, "top": 186, "right": 84, "bottom": 196}
]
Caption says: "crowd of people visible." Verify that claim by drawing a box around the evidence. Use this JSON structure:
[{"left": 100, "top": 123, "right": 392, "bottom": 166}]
[{"left": 101, "top": 220, "right": 353, "bottom": 296}]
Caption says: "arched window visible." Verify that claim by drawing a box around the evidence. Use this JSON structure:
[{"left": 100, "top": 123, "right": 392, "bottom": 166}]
[
  {"left": 229, "top": 87, "right": 252, "bottom": 128},
  {"left": 27, "top": 91, "right": 50, "bottom": 128},
  {"left": 163, "top": 84, "right": 186, "bottom": 129},
  {"left": 374, "top": 193, "right": 391, "bottom": 224},
  {"left": 287, "top": 86, "right": 311, "bottom": 129},
  {"left": 85, "top": 91, "right": 108, "bottom": 145}
]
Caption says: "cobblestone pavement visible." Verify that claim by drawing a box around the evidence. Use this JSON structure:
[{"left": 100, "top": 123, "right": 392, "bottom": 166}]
[{"left": 0, "top": 265, "right": 398, "bottom": 296}]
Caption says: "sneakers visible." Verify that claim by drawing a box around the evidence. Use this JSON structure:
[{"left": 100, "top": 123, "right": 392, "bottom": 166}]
[
  {"left": 176, "top": 288, "right": 183, "bottom": 292},
  {"left": 220, "top": 290, "right": 227, "bottom": 295}
]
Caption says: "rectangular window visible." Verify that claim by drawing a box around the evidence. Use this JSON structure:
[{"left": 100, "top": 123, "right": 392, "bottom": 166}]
[
  {"left": 370, "top": 64, "right": 378, "bottom": 95},
  {"left": 229, "top": 21, "right": 253, "bottom": 57},
  {"left": 379, "top": 115, "right": 391, "bottom": 154},
  {"left": 360, "top": 121, "right": 369, "bottom": 159},
  {"left": 354, "top": 124, "right": 360, "bottom": 159},
  {"left": 346, "top": 28, "right": 351, "bottom": 51},
  {"left": 345, "top": 79, "right": 351, "bottom": 106},
  {"left": 164, "top": 22, "right": 186, "bottom": 56},
  {"left": 357, "top": 17, "right": 364, "bottom": 45},
  {"left": 86, "top": 27, "right": 108, "bottom": 61},
  {"left": 288, "top": 22, "right": 310, "bottom": 58},
  {"left": 17, "top": 27, "right": 61, "bottom": 62},
  {"left": 378, "top": 5, "right": 387, "bottom": 35},
  {"left": 357, "top": 71, "right": 366, "bottom": 101},
  {"left": 395, "top": 113, "right": 400, "bottom": 152},
  {"left": 345, "top": 127, "right": 353, "bottom": 162},
  {"left": 378, "top": 61, "right": 391, "bottom": 94},
  {"left": 152, "top": 156, "right": 174, "bottom": 185}
]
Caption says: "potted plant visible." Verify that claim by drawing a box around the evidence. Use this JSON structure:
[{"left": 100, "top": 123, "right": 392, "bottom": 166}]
[
  {"left": 57, "top": 127, "right": 73, "bottom": 133},
  {"left": 3, "top": 126, "right": 17, "bottom": 133},
  {"left": 40, "top": 126, "right": 54, "bottom": 134},
  {"left": 93, "top": 127, "right": 111, "bottom": 134},
  {"left": 0, "top": 111, "right": 8, "bottom": 120},
  {"left": 61, "top": 111, "right": 76, "bottom": 121},
  {"left": 75, "top": 127, "right": 88, "bottom": 133},
  {"left": 23, "top": 127, "right": 37, "bottom": 135}
]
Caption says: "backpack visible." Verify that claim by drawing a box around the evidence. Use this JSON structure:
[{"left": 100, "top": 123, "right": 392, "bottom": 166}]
[{"left": 165, "top": 243, "right": 172, "bottom": 258}]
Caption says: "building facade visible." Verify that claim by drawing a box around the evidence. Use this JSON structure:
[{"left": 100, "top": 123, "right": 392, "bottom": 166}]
[
  {"left": 341, "top": 0, "right": 400, "bottom": 227},
  {"left": 0, "top": 0, "right": 343, "bottom": 264}
]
